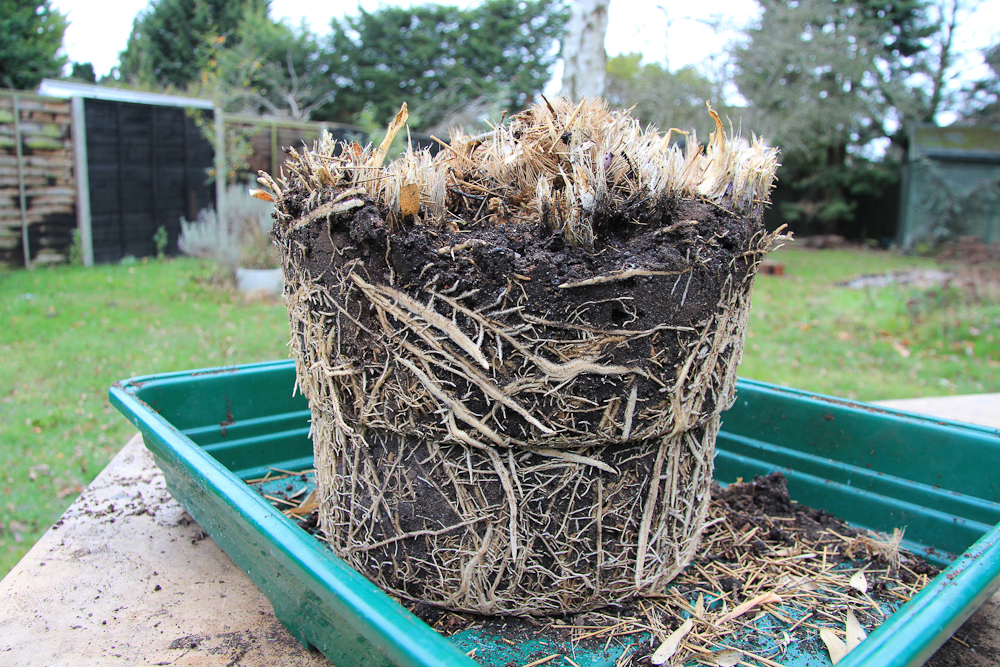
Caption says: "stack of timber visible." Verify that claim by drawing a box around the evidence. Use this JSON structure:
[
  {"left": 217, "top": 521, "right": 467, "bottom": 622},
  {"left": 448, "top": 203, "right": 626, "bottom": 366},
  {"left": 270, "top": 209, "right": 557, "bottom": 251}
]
[{"left": 0, "top": 91, "right": 76, "bottom": 267}]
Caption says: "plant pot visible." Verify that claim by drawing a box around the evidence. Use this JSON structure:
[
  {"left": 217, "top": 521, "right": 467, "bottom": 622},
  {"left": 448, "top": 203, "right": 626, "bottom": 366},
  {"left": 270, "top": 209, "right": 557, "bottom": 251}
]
[
  {"left": 235, "top": 267, "right": 283, "bottom": 296},
  {"left": 266, "top": 99, "right": 779, "bottom": 615}
]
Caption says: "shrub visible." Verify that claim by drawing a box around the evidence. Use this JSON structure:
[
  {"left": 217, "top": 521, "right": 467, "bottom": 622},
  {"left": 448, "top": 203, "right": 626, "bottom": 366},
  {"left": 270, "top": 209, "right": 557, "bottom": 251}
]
[{"left": 179, "top": 184, "right": 278, "bottom": 276}]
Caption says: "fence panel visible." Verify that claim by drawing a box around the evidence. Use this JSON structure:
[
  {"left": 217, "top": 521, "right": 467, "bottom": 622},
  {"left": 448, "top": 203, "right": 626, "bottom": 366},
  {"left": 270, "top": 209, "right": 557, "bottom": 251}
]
[
  {"left": 0, "top": 92, "right": 75, "bottom": 267},
  {"left": 84, "top": 98, "right": 214, "bottom": 263}
]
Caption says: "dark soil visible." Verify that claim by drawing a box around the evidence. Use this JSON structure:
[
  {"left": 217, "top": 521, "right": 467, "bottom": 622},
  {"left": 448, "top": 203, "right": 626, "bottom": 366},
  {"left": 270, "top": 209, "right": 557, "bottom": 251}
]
[
  {"left": 329, "top": 428, "right": 688, "bottom": 610},
  {"left": 279, "top": 187, "right": 761, "bottom": 440},
  {"left": 251, "top": 470, "right": 961, "bottom": 664},
  {"left": 713, "top": 470, "right": 856, "bottom": 546}
]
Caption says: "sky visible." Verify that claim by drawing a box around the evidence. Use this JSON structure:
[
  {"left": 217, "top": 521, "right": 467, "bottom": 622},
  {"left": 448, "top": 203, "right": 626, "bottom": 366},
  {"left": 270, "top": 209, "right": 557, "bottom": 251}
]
[
  {"left": 52, "top": 0, "right": 762, "bottom": 79},
  {"left": 52, "top": 0, "right": 1000, "bottom": 112}
]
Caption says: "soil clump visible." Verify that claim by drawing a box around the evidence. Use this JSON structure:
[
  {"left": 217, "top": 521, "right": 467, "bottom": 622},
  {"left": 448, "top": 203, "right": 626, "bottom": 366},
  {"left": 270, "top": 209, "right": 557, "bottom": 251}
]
[{"left": 265, "top": 98, "right": 781, "bottom": 614}]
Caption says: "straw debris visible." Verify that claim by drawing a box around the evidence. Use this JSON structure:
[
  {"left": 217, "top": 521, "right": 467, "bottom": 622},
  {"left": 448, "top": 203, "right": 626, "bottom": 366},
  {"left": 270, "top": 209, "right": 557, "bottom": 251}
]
[
  {"left": 266, "top": 98, "right": 783, "bottom": 615},
  {"left": 402, "top": 473, "right": 936, "bottom": 666}
]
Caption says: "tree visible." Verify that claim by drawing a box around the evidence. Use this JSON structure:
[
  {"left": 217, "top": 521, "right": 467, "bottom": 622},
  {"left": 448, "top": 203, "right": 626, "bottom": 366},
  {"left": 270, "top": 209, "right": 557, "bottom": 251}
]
[
  {"left": 963, "top": 42, "right": 1000, "bottom": 124},
  {"left": 731, "top": 0, "right": 936, "bottom": 232},
  {"left": 199, "top": 7, "right": 333, "bottom": 120},
  {"left": 323, "top": 0, "right": 565, "bottom": 130},
  {"left": 560, "top": 0, "right": 610, "bottom": 101},
  {"left": 0, "top": 0, "right": 67, "bottom": 90},
  {"left": 69, "top": 62, "right": 96, "bottom": 83},
  {"left": 604, "top": 54, "right": 731, "bottom": 138},
  {"left": 911, "top": 0, "right": 960, "bottom": 124},
  {"left": 117, "top": 0, "right": 268, "bottom": 89}
]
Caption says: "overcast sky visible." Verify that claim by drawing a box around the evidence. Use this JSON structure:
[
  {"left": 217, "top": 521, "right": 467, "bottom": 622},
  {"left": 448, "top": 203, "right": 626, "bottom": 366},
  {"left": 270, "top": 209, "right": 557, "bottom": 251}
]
[{"left": 51, "top": 0, "right": 999, "bottom": 108}]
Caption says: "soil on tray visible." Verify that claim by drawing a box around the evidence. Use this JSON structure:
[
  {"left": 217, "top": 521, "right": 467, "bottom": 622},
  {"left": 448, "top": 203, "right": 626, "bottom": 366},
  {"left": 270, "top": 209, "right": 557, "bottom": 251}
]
[
  {"left": 255, "top": 471, "right": 942, "bottom": 666},
  {"left": 400, "top": 473, "right": 939, "bottom": 661}
]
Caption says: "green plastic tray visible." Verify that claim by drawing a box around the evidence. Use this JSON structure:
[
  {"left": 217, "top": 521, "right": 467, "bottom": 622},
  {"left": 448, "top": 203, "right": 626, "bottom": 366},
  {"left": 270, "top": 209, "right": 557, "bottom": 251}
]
[{"left": 111, "top": 360, "right": 1000, "bottom": 667}]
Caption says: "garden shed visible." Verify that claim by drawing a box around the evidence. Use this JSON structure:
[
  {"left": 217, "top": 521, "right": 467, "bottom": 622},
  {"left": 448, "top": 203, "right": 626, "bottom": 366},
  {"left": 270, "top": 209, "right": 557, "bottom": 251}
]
[
  {"left": 2, "top": 81, "right": 378, "bottom": 267},
  {"left": 898, "top": 124, "right": 1000, "bottom": 248}
]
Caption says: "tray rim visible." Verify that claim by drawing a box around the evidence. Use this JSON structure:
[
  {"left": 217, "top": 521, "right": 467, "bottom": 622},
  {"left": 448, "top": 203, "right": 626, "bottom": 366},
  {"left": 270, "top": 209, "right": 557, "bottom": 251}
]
[
  {"left": 110, "top": 359, "right": 1000, "bottom": 667},
  {"left": 112, "top": 361, "right": 477, "bottom": 667}
]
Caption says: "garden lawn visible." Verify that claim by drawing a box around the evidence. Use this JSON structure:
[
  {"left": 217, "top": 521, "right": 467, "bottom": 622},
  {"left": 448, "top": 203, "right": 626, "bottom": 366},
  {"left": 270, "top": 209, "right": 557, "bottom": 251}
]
[
  {"left": 742, "top": 244, "right": 1000, "bottom": 399},
  {"left": 1, "top": 258, "right": 290, "bottom": 576},
  {"left": 1, "top": 245, "right": 998, "bottom": 579}
]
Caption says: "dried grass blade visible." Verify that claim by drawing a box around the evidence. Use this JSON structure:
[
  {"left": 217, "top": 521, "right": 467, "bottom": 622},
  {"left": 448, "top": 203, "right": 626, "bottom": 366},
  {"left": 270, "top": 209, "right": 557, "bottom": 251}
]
[
  {"left": 820, "top": 628, "right": 848, "bottom": 665},
  {"left": 849, "top": 570, "right": 868, "bottom": 594},
  {"left": 372, "top": 103, "right": 408, "bottom": 169},
  {"left": 400, "top": 182, "right": 420, "bottom": 219},
  {"left": 249, "top": 188, "right": 275, "bottom": 202},
  {"left": 704, "top": 649, "right": 742, "bottom": 666},
  {"left": 694, "top": 593, "right": 705, "bottom": 620},
  {"left": 650, "top": 618, "right": 693, "bottom": 665},
  {"left": 520, "top": 653, "right": 559, "bottom": 667},
  {"left": 716, "top": 591, "right": 782, "bottom": 624},
  {"left": 845, "top": 609, "right": 867, "bottom": 651},
  {"left": 289, "top": 488, "right": 318, "bottom": 516}
]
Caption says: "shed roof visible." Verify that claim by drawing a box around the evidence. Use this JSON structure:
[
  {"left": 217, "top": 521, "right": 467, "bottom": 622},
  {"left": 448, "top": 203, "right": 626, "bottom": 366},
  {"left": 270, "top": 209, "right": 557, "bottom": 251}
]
[
  {"left": 37, "top": 79, "right": 214, "bottom": 110},
  {"left": 912, "top": 125, "right": 1000, "bottom": 161}
]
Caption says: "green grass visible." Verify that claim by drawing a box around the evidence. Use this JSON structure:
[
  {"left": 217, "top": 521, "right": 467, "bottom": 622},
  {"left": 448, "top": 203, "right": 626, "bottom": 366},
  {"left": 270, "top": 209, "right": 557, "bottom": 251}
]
[
  {"left": 1, "top": 246, "right": 998, "bottom": 579},
  {"left": 741, "top": 245, "right": 1000, "bottom": 399},
  {"left": 0, "top": 258, "right": 290, "bottom": 576}
]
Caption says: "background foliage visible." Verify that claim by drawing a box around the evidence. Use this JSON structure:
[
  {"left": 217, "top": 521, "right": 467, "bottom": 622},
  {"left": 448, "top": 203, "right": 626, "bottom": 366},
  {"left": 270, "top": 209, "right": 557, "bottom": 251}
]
[
  {"left": 604, "top": 54, "right": 731, "bottom": 140},
  {"left": 197, "top": 4, "right": 334, "bottom": 120},
  {"left": 321, "top": 0, "right": 564, "bottom": 130},
  {"left": 118, "top": 0, "right": 269, "bottom": 90},
  {"left": 105, "top": 0, "right": 1000, "bottom": 244},
  {"left": 114, "top": 0, "right": 564, "bottom": 131},
  {"left": 0, "top": 0, "right": 67, "bottom": 90}
]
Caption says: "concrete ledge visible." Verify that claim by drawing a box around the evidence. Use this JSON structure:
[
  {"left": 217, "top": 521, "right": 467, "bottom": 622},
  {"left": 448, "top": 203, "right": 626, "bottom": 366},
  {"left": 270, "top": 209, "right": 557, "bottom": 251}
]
[
  {"left": 873, "top": 393, "right": 1000, "bottom": 431},
  {"left": 0, "top": 434, "right": 329, "bottom": 666}
]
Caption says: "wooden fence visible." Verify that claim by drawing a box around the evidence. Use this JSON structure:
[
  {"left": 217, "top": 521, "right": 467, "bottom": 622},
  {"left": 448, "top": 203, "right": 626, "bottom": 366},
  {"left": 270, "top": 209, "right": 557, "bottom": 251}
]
[
  {"left": 223, "top": 115, "right": 439, "bottom": 182},
  {"left": 225, "top": 114, "right": 367, "bottom": 183},
  {"left": 82, "top": 98, "right": 216, "bottom": 264},
  {"left": 0, "top": 91, "right": 76, "bottom": 267}
]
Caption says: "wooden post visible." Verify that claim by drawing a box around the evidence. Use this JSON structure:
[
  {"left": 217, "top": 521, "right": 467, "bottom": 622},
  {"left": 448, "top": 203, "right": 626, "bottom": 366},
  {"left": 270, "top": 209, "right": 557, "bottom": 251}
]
[
  {"left": 270, "top": 121, "right": 278, "bottom": 179},
  {"left": 214, "top": 107, "right": 227, "bottom": 225},
  {"left": 12, "top": 94, "right": 30, "bottom": 269},
  {"left": 71, "top": 96, "right": 94, "bottom": 266}
]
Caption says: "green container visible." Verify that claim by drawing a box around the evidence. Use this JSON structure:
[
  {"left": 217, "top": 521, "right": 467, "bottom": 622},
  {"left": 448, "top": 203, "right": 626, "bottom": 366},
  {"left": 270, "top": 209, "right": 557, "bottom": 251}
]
[{"left": 111, "top": 360, "right": 1000, "bottom": 667}]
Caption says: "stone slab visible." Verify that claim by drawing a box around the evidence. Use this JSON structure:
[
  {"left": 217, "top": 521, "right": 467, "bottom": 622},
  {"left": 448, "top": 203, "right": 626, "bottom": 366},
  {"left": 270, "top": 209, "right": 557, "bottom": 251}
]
[
  {"left": 874, "top": 393, "right": 1000, "bottom": 431},
  {"left": 0, "top": 434, "right": 329, "bottom": 666}
]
